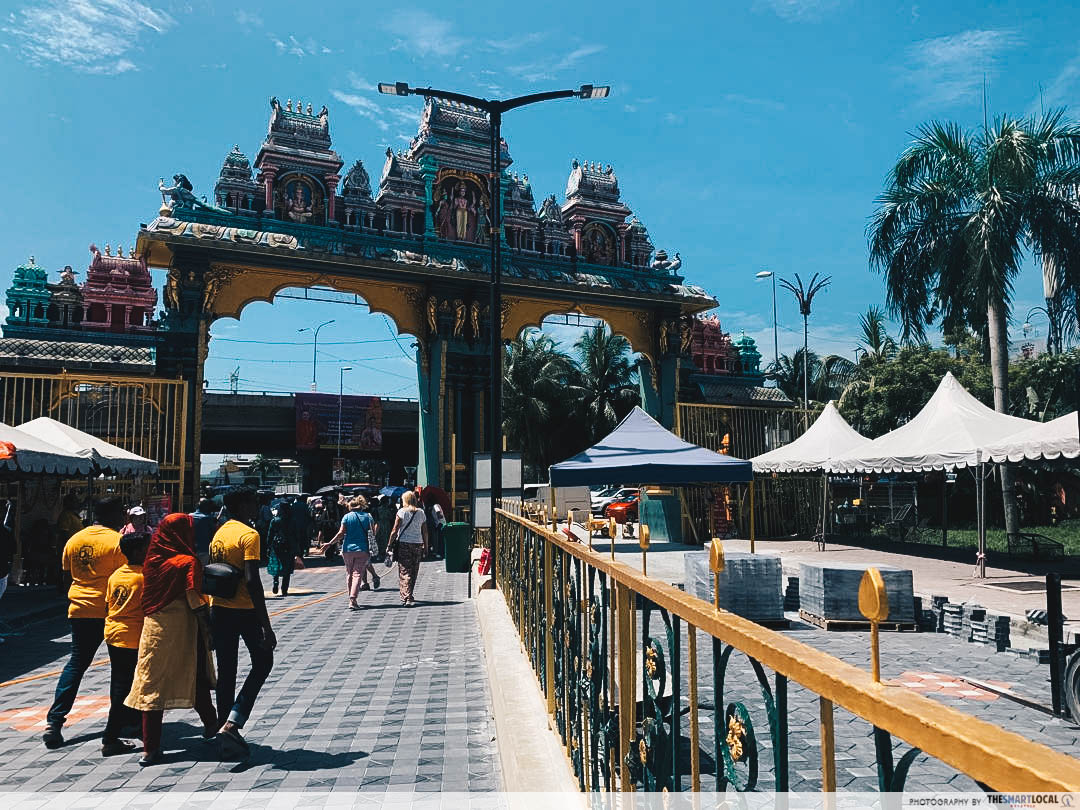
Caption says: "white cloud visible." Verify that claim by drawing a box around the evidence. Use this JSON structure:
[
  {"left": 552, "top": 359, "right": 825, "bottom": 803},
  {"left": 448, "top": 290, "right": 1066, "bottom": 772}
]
[
  {"left": 234, "top": 9, "right": 262, "bottom": 28},
  {"left": 269, "top": 33, "right": 329, "bottom": 58},
  {"left": 900, "top": 28, "right": 1020, "bottom": 109},
  {"left": 509, "top": 43, "right": 606, "bottom": 83},
  {"left": 331, "top": 89, "right": 390, "bottom": 132},
  {"left": 484, "top": 32, "right": 546, "bottom": 52},
  {"left": 3, "top": 0, "right": 175, "bottom": 73},
  {"left": 384, "top": 10, "right": 467, "bottom": 58},
  {"left": 1037, "top": 51, "right": 1080, "bottom": 112},
  {"left": 347, "top": 72, "right": 374, "bottom": 91},
  {"left": 754, "top": 0, "right": 843, "bottom": 21}
]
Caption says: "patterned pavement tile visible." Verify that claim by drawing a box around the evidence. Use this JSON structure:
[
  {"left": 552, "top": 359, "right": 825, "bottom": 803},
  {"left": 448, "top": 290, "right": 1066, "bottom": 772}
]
[{"left": 0, "top": 559, "right": 503, "bottom": 797}]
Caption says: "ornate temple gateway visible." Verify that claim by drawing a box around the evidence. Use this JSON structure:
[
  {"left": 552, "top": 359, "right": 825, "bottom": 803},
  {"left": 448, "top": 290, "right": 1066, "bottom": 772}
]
[{"left": 2, "top": 95, "right": 780, "bottom": 509}]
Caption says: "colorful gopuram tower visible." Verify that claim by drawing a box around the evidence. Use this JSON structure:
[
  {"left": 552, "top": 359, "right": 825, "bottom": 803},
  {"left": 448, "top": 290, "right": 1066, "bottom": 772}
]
[
  {"left": 80, "top": 243, "right": 157, "bottom": 335},
  {"left": 5, "top": 257, "right": 50, "bottom": 328}
]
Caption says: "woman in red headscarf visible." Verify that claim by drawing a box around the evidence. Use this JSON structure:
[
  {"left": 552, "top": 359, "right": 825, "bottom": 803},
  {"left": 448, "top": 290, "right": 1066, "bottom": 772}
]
[{"left": 124, "top": 513, "right": 218, "bottom": 766}]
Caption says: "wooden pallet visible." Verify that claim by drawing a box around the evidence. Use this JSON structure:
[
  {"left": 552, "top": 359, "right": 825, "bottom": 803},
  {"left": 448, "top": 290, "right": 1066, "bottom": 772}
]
[{"left": 799, "top": 609, "right": 918, "bottom": 632}]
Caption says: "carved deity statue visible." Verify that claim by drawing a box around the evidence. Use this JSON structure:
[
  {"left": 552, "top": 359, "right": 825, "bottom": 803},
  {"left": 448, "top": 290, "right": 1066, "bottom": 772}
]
[
  {"left": 679, "top": 317, "right": 693, "bottom": 355},
  {"left": 452, "top": 299, "right": 466, "bottom": 338},
  {"left": 426, "top": 295, "right": 439, "bottom": 337},
  {"left": 658, "top": 321, "right": 669, "bottom": 356},
  {"left": 159, "top": 174, "right": 229, "bottom": 214},
  {"left": 286, "top": 183, "right": 313, "bottom": 223},
  {"left": 469, "top": 301, "right": 481, "bottom": 339}
]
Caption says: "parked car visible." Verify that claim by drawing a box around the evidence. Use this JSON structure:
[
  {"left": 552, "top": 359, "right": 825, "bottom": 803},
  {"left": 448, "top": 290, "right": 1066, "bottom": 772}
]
[
  {"left": 592, "top": 487, "right": 639, "bottom": 517},
  {"left": 604, "top": 493, "right": 639, "bottom": 524}
]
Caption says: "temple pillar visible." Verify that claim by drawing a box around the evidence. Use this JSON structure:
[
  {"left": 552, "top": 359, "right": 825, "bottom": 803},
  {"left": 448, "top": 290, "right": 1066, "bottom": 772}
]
[
  {"left": 261, "top": 168, "right": 277, "bottom": 213},
  {"left": 637, "top": 355, "right": 679, "bottom": 429},
  {"left": 416, "top": 337, "right": 444, "bottom": 489},
  {"left": 156, "top": 254, "right": 209, "bottom": 511},
  {"left": 324, "top": 174, "right": 339, "bottom": 222},
  {"left": 124, "top": 306, "right": 132, "bottom": 328}
]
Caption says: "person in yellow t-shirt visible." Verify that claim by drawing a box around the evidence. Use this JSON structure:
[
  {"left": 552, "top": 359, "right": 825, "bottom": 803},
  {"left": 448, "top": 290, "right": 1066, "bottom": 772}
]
[
  {"left": 209, "top": 487, "right": 275, "bottom": 758},
  {"left": 100, "top": 531, "right": 149, "bottom": 757},
  {"left": 43, "top": 497, "right": 127, "bottom": 749}
]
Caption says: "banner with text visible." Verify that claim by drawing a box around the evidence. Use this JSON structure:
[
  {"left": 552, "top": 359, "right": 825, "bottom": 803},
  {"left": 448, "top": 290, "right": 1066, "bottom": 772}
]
[{"left": 295, "top": 393, "right": 382, "bottom": 452}]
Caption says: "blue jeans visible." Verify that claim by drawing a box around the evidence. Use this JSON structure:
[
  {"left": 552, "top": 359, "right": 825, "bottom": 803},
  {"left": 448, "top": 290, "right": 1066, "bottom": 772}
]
[
  {"left": 47, "top": 617, "right": 105, "bottom": 726},
  {"left": 210, "top": 606, "right": 273, "bottom": 728}
]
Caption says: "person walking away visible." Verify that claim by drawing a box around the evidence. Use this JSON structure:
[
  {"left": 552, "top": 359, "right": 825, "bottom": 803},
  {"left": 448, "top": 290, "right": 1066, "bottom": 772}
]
[
  {"left": 431, "top": 501, "right": 446, "bottom": 560},
  {"left": 57, "top": 493, "right": 85, "bottom": 549},
  {"left": 100, "top": 531, "right": 149, "bottom": 756},
  {"left": 189, "top": 498, "right": 217, "bottom": 566},
  {"left": 293, "top": 495, "right": 313, "bottom": 554},
  {"left": 388, "top": 491, "right": 428, "bottom": 607},
  {"left": 125, "top": 513, "right": 217, "bottom": 766},
  {"left": 375, "top": 496, "right": 393, "bottom": 562},
  {"left": 209, "top": 487, "right": 275, "bottom": 757},
  {"left": 43, "top": 497, "right": 127, "bottom": 748},
  {"left": 255, "top": 493, "right": 273, "bottom": 559},
  {"left": 266, "top": 501, "right": 301, "bottom": 596},
  {"left": 330, "top": 496, "right": 379, "bottom": 610}
]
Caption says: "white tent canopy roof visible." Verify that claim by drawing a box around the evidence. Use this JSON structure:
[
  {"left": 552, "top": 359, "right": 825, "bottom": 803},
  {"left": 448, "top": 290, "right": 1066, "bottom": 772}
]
[
  {"left": 982, "top": 411, "right": 1079, "bottom": 463},
  {"left": 0, "top": 422, "right": 93, "bottom": 476},
  {"left": 18, "top": 417, "right": 159, "bottom": 476},
  {"left": 751, "top": 401, "right": 871, "bottom": 473},
  {"left": 827, "top": 372, "right": 1035, "bottom": 473}
]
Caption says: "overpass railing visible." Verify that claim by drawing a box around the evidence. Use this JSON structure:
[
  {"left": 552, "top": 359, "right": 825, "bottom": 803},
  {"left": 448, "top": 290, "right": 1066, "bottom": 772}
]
[{"left": 493, "top": 506, "right": 1080, "bottom": 794}]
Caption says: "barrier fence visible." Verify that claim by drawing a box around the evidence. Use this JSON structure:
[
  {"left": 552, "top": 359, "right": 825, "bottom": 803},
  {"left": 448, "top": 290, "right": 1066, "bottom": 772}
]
[{"left": 494, "top": 506, "right": 1080, "bottom": 794}]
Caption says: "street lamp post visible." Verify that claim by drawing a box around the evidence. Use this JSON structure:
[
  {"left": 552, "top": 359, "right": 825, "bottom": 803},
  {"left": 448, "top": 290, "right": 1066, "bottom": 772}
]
[
  {"left": 337, "top": 366, "right": 353, "bottom": 469},
  {"left": 298, "top": 319, "right": 335, "bottom": 392},
  {"left": 755, "top": 270, "right": 778, "bottom": 374},
  {"left": 379, "top": 81, "right": 609, "bottom": 577}
]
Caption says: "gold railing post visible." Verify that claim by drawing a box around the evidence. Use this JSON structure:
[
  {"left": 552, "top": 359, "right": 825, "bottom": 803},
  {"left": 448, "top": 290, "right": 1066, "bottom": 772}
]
[
  {"left": 616, "top": 581, "right": 634, "bottom": 791},
  {"left": 688, "top": 624, "right": 701, "bottom": 791},
  {"left": 544, "top": 533, "right": 555, "bottom": 716},
  {"left": 820, "top": 696, "right": 837, "bottom": 796}
]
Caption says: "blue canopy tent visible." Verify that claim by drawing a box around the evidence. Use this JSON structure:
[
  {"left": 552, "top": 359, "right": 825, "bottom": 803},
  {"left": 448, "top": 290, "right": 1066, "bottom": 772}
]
[{"left": 549, "top": 407, "right": 752, "bottom": 487}]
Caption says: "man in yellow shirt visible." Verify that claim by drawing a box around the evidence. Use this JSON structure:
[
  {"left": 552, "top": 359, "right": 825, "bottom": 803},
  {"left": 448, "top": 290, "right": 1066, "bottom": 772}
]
[
  {"left": 101, "top": 531, "right": 148, "bottom": 756},
  {"left": 210, "top": 487, "right": 275, "bottom": 757},
  {"left": 44, "top": 497, "right": 127, "bottom": 749}
]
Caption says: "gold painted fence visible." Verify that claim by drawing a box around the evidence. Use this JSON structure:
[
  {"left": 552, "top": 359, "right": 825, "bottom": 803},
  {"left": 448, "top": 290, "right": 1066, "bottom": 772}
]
[{"left": 494, "top": 506, "right": 1080, "bottom": 794}]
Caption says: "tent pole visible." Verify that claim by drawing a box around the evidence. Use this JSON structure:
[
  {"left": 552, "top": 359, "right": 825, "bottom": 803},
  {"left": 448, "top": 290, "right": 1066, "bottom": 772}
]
[
  {"left": 820, "top": 473, "right": 828, "bottom": 543},
  {"left": 980, "top": 460, "right": 989, "bottom": 578},
  {"left": 941, "top": 472, "right": 948, "bottom": 547},
  {"left": 749, "top": 479, "right": 756, "bottom": 553}
]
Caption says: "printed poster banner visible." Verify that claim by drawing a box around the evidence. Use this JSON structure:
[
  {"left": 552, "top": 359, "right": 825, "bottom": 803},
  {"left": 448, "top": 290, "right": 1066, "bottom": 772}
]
[{"left": 295, "top": 393, "right": 382, "bottom": 452}]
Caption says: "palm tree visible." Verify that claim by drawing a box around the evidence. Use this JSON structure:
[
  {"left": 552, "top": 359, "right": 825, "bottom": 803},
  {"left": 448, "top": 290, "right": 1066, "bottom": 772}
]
[
  {"left": 868, "top": 111, "right": 1080, "bottom": 543},
  {"left": 248, "top": 454, "right": 280, "bottom": 485},
  {"left": 502, "top": 330, "right": 577, "bottom": 476},
  {"left": 769, "top": 349, "right": 856, "bottom": 405},
  {"left": 572, "top": 323, "right": 639, "bottom": 443},
  {"left": 778, "top": 273, "right": 832, "bottom": 407},
  {"left": 858, "top": 306, "right": 898, "bottom": 362}
]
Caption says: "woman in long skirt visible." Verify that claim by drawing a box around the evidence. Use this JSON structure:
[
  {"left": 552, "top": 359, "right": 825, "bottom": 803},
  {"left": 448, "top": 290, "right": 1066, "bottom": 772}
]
[{"left": 125, "top": 513, "right": 218, "bottom": 766}]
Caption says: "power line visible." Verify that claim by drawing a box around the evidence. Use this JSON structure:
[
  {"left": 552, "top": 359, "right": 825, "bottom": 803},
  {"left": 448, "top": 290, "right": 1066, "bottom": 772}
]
[{"left": 210, "top": 337, "right": 401, "bottom": 346}]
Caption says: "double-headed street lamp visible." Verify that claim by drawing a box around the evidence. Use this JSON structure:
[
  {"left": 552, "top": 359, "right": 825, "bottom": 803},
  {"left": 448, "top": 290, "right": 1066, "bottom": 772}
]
[
  {"left": 379, "top": 81, "right": 610, "bottom": 576},
  {"left": 755, "top": 270, "right": 779, "bottom": 374},
  {"left": 298, "top": 319, "right": 335, "bottom": 392}
]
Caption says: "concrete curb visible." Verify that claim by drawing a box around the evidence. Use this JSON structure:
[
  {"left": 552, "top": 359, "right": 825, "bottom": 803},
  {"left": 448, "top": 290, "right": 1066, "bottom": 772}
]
[{"left": 475, "top": 587, "right": 584, "bottom": 800}]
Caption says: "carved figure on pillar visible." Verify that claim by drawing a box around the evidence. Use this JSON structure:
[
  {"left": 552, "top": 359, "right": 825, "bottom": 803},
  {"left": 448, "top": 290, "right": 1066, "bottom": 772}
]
[
  {"left": 452, "top": 299, "right": 465, "bottom": 338},
  {"left": 658, "top": 321, "right": 669, "bottom": 356},
  {"left": 469, "top": 301, "right": 481, "bottom": 340},
  {"left": 426, "top": 295, "right": 439, "bottom": 337},
  {"left": 679, "top": 316, "right": 693, "bottom": 355}
]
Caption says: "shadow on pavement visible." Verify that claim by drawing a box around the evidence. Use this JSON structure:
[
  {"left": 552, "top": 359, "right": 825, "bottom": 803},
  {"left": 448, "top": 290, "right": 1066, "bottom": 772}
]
[{"left": 229, "top": 746, "right": 369, "bottom": 773}]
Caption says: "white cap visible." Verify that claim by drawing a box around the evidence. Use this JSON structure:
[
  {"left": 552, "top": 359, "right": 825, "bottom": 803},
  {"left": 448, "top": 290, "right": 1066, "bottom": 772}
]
[{"left": 128, "top": 505, "right": 146, "bottom": 516}]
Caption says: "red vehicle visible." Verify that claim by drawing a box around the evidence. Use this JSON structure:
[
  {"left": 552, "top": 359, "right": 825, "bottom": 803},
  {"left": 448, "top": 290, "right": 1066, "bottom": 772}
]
[{"left": 604, "top": 494, "right": 639, "bottom": 525}]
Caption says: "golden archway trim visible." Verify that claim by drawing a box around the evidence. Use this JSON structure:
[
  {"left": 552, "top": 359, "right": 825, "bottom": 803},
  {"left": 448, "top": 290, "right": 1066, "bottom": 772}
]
[
  {"left": 502, "top": 295, "right": 657, "bottom": 364},
  {"left": 205, "top": 264, "right": 425, "bottom": 338}
]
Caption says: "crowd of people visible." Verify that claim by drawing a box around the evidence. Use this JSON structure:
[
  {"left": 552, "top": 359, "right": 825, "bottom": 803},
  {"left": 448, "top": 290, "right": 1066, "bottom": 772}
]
[{"left": 35, "top": 482, "right": 446, "bottom": 765}]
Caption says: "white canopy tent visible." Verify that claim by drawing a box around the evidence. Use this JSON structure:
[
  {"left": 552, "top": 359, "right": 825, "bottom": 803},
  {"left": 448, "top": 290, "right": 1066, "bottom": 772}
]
[
  {"left": 982, "top": 412, "right": 1080, "bottom": 464},
  {"left": 0, "top": 423, "right": 93, "bottom": 476},
  {"left": 17, "top": 417, "right": 159, "bottom": 476},
  {"left": 827, "top": 372, "right": 1034, "bottom": 474},
  {"left": 752, "top": 401, "right": 871, "bottom": 473}
]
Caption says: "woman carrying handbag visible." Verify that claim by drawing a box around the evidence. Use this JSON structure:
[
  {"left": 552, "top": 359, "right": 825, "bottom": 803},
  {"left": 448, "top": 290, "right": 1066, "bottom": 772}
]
[{"left": 386, "top": 492, "right": 428, "bottom": 607}]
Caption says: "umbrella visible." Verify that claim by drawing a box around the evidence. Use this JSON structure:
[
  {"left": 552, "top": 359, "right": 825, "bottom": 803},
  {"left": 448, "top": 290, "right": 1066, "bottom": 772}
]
[
  {"left": 420, "top": 485, "right": 451, "bottom": 514},
  {"left": 17, "top": 417, "right": 158, "bottom": 476},
  {"left": 0, "top": 422, "right": 92, "bottom": 476},
  {"left": 380, "top": 485, "right": 408, "bottom": 502},
  {"left": 315, "top": 484, "right": 340, "bottom": 495}
]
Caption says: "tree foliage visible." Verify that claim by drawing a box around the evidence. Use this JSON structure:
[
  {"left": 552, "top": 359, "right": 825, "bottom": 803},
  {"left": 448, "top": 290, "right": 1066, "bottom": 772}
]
[{"left": 1008, "top": 348, "right": 1080, "bottom": 421}]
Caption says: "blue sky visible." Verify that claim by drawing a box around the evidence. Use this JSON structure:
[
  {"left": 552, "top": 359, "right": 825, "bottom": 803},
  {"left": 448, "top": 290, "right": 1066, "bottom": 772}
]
[{"left": 1, "top": 0, "right": 1075, "bottom": 403}]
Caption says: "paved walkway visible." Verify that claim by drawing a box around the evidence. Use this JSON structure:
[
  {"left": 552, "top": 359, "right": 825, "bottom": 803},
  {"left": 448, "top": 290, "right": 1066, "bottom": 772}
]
[{"left": 0, "top": 559, "right": 502, "bottom": 796}]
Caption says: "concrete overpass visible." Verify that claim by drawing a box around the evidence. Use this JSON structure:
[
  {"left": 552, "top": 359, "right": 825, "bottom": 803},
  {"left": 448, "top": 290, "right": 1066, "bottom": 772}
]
[{"left": 202, "top": 392, "right": 419, "bottom": 485}]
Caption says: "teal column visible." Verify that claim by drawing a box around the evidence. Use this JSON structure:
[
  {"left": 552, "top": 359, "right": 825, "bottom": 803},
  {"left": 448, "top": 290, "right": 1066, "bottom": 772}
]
[
  {"left": 658, "top": 355, "right": 679, "bottom": 429},
  {"left": 638, "top": 357, "right": 661, "bottom": 420},
  {"left": 416, "top": 337, "right": 443, "bottom": 488}
]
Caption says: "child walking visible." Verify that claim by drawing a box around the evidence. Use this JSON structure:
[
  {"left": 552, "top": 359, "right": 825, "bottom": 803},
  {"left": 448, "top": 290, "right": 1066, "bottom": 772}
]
[{"left": 101, "top": 531, "right": 149, "bottom": 756}]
